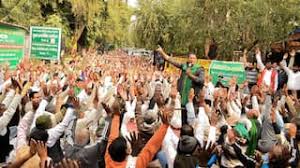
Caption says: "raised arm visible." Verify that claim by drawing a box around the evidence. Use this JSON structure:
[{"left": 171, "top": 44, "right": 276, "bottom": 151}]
[
  {"left": 79, "top": 106, "right": 103, "bottom": 129},
  {"left": 104, "top": 113, "right": 120, "bottom": 164},
  {"left": 16, "top": 111, "right": 35, "bottom": 150},
  {"left": 47, "top": 107, "right": 76, "bottom": 147},
  {"left": 194, "top": 107, "right": 210, "bottom": 148},
  {"left": 0, "top": 93, "right": 22, "bottom": 131},
  {"left": 186, "top": 89, "right": 196, "bottom": 125},
  {"left": 255, "top": 48, "right": 265, "bottom": 72},
  {"left": 1, "top": 89, "right": 15, "bottom": 107},
  {"left": 280, "top": 55, "right": 292, "bottom": 76},
  {"left": 289, "top": 50, "right": 296, "bottom": 68},
  {"left": 0, "top": 79, "right": 11, "bottom": 94},
  {"left": 156, "top": 47, "right": 182, "bottom": 68},
  {"left": 136, "top": 122, "right": 168, "bottom": 168}
]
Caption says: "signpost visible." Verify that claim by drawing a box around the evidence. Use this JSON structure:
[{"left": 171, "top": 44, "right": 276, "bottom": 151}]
[
  {"left": 0, "top": 23, "right": 27, "bottom": 69},
  {"left": 30, "top": 26, "right": 61, "bottom": 60},
  {"left": 209, "top": 60, "right": 246, "bottom": 86}
]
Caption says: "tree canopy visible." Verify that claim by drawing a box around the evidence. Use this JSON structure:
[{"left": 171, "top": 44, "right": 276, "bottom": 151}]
[
  {"left": 133, "top": 0, "right": 300, "bottom": 59},
  {"left": 1, "top": 0, "right": 300, "bottom": 59},
  {"left": 0, "top": 0, "right": 132, "bottom": 53}
]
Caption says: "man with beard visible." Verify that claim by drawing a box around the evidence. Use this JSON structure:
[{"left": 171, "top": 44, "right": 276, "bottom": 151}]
[
  {"left": 255, "top": 48, "right": 279, "bottom": 92},
  {"left": 156, "top": 46, "right": 204, "bottom": 124}
]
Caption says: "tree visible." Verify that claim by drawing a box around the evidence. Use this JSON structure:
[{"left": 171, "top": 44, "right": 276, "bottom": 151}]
[
  {"left": 133, "top": 0, "right": 300, "bottom": 60},
  {"left": 0, "top": 0, "right": 132, "bottom": 53}
]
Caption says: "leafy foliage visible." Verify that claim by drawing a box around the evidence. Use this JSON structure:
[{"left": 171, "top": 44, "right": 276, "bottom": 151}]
[
  {"left": 0, "top": 0, "right": 132, "bottom": 52},
  {"left": 1, "top": 0, "right": 299, "bottom": 59},
  {"left": 133, "top": 0, "right": 300, "bottom": 59}
]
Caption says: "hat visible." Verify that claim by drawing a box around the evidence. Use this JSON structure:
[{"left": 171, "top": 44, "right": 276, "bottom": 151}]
[
  {"left": 36, "top": 114, "right": 52, "bottom": 130},
  {"left": 178, "top": 135, "right": 198, "bottom": 154},
  {"left": 233, "top": 122, "right": 249, "bottom": 140}
]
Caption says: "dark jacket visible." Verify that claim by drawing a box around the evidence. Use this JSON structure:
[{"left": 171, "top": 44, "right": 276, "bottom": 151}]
[{"left": 65, "top": 142, "right": 105, "bottom": 168}]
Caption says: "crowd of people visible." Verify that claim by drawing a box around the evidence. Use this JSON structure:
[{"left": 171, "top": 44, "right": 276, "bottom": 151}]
[{"left": 0, "top": 46, "right": 299, "bottom": 168}]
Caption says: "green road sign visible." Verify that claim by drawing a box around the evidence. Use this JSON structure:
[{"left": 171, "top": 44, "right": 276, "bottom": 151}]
[
  {"left": 30, "top": 26, "right": 61, "bottom": 60},
  {"left": 0, "top": 48, "right": 24, "bottom": 68},
  {"left": 0, "top": 23, "right": 27, "bottom": 69},
  {"left": 209, "top": 60, "right": 246, "bottom": 86}
]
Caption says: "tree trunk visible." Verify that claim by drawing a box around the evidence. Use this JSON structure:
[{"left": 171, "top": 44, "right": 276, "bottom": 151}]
[{"left": 71, "top": 24, "right": 85, "bottom": 56}]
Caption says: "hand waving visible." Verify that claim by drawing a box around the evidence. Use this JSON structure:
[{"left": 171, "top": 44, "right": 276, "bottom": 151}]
[
  {"left": 126, "top": 132, "right": 139, "bottom": 156},
  {"left": 160, "top": 106, "right": 173, "bottom": 125},
  {"left": 188, "top": 89, "right": 195, "bottom": 103},
  {"left": 117, "top": 84, "right": 128, "bottom": 101}
]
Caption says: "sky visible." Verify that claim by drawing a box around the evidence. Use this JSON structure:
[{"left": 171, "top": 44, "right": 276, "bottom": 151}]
[{"left": 128, "top": 0, "right": 138, "bottom": 7}]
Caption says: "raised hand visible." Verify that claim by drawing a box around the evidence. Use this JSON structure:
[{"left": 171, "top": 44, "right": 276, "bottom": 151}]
[
  {"left": 117, "top": 84, "right": 128, "bottom": 101},
  {"left": 160, "top": 106, "right": 173, "bottom": 125},
  {"left": 255, "top": 47, "right": 261, "bottom": 55},
  {"left": 206, "top": 126, "right": 217, "bottom": 150},
  {"left": 283, "top": 53, "right": 289, "bottom": 60},
  {"left": 69, "top": 96, "right": 80, "bottom": 109},
  {"left": 210, "top": 109, "right": 219, "bottom": 126},
  {"left": 243, "top": 49, "right": 248, "bottom": 55},
  {"left": 188, "top": 88, "right": 195, "bottom": 103},
  {"left": 11, "top": 77, "right": 22, "bottom": 91},
  {"left": 290, "top": 49, "right": 296, "bottom": 57},
  {"left": 156, "top": 46, "right": 163, "bottom": 53},
  {"left": 126, "top": 132, "right": 139, "bottom": 156},
  {"left": 36, "top": 141, "right": 48, "bottom": 161},
  {"left": 56, "top": 159, "right": 79, "bottom": 168},
  {"left": 101, "top": 102, "right": 111, "bottom": 114},
  {"left": 170, "top": 86, "right": 178, "bottom": 100},
  {"left": 270, "top": 107, "right": 276, "bottom": 123}
]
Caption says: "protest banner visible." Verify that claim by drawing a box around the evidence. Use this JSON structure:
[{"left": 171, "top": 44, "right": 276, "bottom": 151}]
[{"left": 209, "top": 60, "right": 246, "bottom": 86}]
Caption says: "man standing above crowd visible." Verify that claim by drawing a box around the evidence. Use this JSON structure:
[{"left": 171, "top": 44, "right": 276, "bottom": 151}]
[
  {"left": 156, "top": 46, "right": 204, "bottom": 124},
  {"left": 255, "top": 48, "right": 279, "bottom": 92}
]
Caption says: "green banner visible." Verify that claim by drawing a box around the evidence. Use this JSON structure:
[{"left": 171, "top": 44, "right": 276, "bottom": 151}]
[
  {"left": 30, "top": 26, "right": 61, "bottom": 60},
  {"left": 0, "top": 48, "right": 24, "bottom": 69},
  {"left": 0, "top": 24, "right": 25, "bottom": 45},
  {"left": 209, "top": 60, "right": 246, "bottom": 86},
  {"left": 0, "top": 23, "right": 26, "bottom": 69}
]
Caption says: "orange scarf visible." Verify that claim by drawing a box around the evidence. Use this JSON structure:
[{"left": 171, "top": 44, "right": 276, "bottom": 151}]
[{"left": 257, "top": 68, "right": 277, "bottom": 91}]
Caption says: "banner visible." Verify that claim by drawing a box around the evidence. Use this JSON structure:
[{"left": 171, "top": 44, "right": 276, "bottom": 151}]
[
  {"left": 165, "top": 57, "right": 211, "bottom": 73},
  {"left": 30, "top": 26, "right": 61, "bottom": 60},
  {"left": 209, "top": 60, "right": 246, "bottom": 86},
  {"left": 0, "top": 23, "right": 26, "bottom": 69},
  {"left": 0, "top": 48, "right": 24, "bottom": 68}
]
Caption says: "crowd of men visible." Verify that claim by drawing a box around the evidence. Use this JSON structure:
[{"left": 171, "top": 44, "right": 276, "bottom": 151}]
[{"left": 0, "top": 46, "right": 299, "bottom": 168}]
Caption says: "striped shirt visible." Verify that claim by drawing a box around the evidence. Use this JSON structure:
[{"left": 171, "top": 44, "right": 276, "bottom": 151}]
[{"left": 246, "top": 69, "right": 258, "bottom": 84}]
